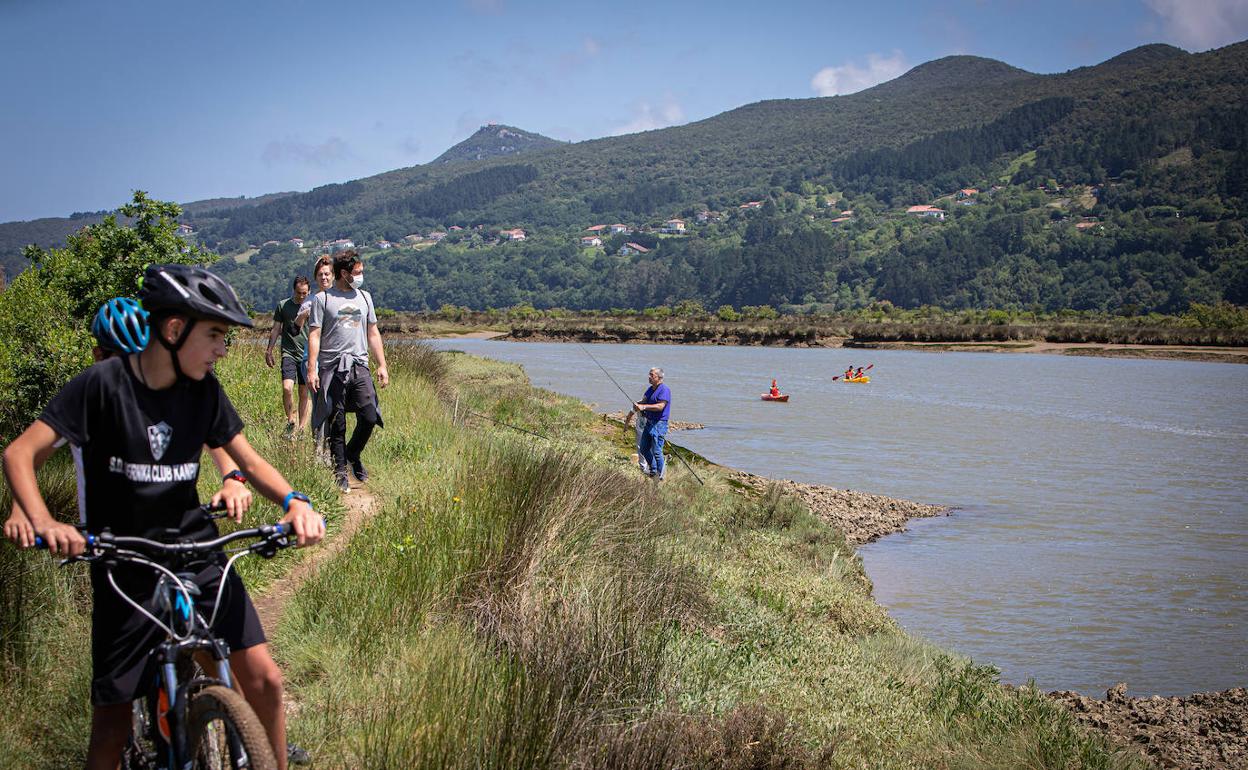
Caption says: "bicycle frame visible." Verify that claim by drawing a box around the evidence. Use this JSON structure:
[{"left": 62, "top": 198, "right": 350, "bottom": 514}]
[{"left": 43, "top": 510, "right": 295, "bottom": 769}]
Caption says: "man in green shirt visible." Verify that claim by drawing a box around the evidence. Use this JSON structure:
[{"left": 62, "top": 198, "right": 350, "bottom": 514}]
[{"left": 265, "top": 276, "right": 311, "bottom": 435}]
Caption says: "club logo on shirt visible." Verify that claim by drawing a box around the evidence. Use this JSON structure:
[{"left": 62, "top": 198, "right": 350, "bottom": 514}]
[{"left": 148, "top": 422, "right": 173, "bottom": 461}]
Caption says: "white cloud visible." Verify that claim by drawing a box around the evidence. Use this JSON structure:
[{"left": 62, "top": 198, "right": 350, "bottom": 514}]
[
  {"left": 610, "top": 97, "right": 686, "bottom": 136},
  {"left": 1144, "top": 0, "right": 1248, "bottom": 50},
  {"left": 810, "top": 51, "right": 908, "bottom": 96},
  {"left": 261, "top": 136, "right": 351, "bottom": 167}
]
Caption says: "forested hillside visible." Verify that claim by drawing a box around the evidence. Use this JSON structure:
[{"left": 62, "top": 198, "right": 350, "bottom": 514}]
[{"left": 7, "top": 42, "right": 1247, "bottom": 314}]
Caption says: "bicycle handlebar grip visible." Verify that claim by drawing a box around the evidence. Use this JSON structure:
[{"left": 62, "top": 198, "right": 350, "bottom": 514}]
[{"left": 33, "top": 533, "right": 97, "bottom": 550}]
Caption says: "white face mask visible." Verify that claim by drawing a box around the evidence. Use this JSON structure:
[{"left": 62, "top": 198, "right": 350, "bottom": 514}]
[{"left": 350, "top": 274, "right": 364, "bottom": 289}]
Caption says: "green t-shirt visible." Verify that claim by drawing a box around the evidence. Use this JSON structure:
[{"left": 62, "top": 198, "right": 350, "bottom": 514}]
[{"left": 273, "top": 297, "right": 308, "bottom": 360}]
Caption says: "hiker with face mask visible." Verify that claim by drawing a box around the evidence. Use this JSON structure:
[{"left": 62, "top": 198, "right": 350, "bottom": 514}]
[{"left": 306, "top": 250, "right": 389, "bottom": 493}]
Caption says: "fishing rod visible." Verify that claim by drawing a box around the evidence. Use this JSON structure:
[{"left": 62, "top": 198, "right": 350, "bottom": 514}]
[{"left": 578, "top": 344, "right": 704, "bottom": 485}]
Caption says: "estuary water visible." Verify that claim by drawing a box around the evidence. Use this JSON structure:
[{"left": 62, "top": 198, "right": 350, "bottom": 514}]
[{"left": 429, "top": 339, "right": 1248, "bottom": 696}]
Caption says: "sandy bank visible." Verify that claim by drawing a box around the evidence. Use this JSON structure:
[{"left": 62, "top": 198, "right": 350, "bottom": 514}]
[{"left": 504, "top": 329, "right": 1248, "bottom": 364}]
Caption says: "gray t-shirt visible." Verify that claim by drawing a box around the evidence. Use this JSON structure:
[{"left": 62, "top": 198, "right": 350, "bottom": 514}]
[{"left": 308, "top": 287, "right": 376, "bottom": 371}]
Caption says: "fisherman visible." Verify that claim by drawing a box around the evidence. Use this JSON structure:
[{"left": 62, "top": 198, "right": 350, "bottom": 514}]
[{"left": 632, "top": 367, "right": 670, "bottom": 480}]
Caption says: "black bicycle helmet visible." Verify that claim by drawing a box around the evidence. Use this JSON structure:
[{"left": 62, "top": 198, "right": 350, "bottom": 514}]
[{"left": 138, "top": 264, "right": 254, "bottom": 328}]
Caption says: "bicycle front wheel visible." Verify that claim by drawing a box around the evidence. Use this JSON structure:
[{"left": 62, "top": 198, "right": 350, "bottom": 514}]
[{"left": 187, "top": 685, "right": 277, "bottom": 770}]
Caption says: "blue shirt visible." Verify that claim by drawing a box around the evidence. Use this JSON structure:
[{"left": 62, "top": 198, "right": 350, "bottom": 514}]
[{"left": 642, "top": 383, "right": 671, "bottom": 422}]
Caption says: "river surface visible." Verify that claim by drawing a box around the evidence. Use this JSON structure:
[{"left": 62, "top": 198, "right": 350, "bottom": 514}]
[{"left": 428, "top": 339, "right": 1248, "bottom": 696}]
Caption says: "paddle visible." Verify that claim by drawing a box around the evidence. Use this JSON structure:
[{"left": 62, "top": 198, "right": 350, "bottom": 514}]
[{"left": 832, "top": 363, "right": 873, "bottom": 381}]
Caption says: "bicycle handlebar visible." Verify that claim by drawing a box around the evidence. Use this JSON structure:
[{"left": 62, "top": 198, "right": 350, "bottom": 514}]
[{"left": 32, "top": 501, "right": 298, "bottom": 554}]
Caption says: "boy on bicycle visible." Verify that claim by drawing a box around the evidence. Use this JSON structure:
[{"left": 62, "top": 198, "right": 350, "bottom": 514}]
[
  {"left": 2, "top": 264, "right": 323, "bottom": 770},
  {"left": 4, "top": 296, "right": 254, "bottom": 546}
]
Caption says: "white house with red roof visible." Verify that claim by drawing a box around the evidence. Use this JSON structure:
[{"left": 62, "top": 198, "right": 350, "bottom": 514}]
[
  {"left": 585, "top": 224, "right": 607, "bottom": 232},
  {"left": 662, "top": 218, "right": 686, "bottom": 234},
  {"left": 609, "top": 223, "right": 631, "bottom": 234},
  {"left": 580, "top": 236, "right": 603, "bottom": 247},
  {"left": 618, "top": 242, "right": 650, "bottom": 256},
  {"left": 906, "top": 205, "right": 946, "bottom": 221},
  {"left": 500, "top": 228, "right": 527, "bottom": 241}
]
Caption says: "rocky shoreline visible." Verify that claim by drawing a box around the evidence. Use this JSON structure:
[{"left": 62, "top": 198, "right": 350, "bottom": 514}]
[
  {"left": 721, "top": 468, "right": 949, "bottom": 545},
  {"left": 1051, "top": 684, "right": 1247, "bottom": 769}
]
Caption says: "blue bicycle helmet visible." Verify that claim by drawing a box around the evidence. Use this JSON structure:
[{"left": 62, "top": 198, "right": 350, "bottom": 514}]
[{"left": 91, "top": 297, "right": 150, "bottom": 354}]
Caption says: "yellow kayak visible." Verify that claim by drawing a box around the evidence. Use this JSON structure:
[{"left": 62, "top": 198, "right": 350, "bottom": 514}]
[{"left": 844, "top": 376, "right": 870, "bottom": 383}]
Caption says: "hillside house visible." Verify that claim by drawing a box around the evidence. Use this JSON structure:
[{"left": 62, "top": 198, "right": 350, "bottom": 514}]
[
  {"left": 580, "top": 236, "right": 603, "bottom": 247},
  {"left": 330, "top": 238, "right": 355, "bottom": 252},
  {"left": 618, "top": 242, "right": 650, "bottom": 256},
  {"left": 175, "top": 223, "right": 194, "bottom": 235},
  {"left": 609, "top": 223, "right": 631, "bottom": 234},
  {"left": 428, "top": 231, "right": 447, "bottom": 241},
  {"left": 839, "top": 210, "right": 854, "bottom": 217},
  {"left": 288, "top": 238, "right": 304, "bottom": 248},
  {"left": 450, "top": 225, "right": 463, "bottom": 231},
  {"left": 662, "top": 218, "right": 686, "bottom": 234},
  {"left": 958, "top": 188, "right": 979, "bottom": 199},
  {"left": 585, "top": 224, "right": 607, "bottom": 233},
  {"left": 830, "top": 216, "right": 852, "bottom": 225},
  {"left": 375, "top": 241, "right": 393, "bottom": 249},
  {"left": 500, "top": 228, "right": 526, "bottom": 241},
  {"left": 402, "top": 234, "right": 423, "bottom": 244},
  {"left": 906, "top": 205, "right": 945, "bottom": 221}
]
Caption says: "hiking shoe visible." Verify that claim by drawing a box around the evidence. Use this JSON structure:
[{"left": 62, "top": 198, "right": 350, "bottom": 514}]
[
  {"left": 349, "top": 458, "right": 369, "bottom": 483},
  {"left": 336, "top": 472, "right": 351, "bottom": 493},
  {"left": 283, "top": 421, "right": 295, "bottom": 437},
  {"left": 287, "top": 742, "right": 311, "bottom": 765}
]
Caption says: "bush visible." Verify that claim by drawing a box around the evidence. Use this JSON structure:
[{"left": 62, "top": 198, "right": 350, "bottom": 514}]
[{"left": 0, "top": 272, "right": 92, "bottom": 442}]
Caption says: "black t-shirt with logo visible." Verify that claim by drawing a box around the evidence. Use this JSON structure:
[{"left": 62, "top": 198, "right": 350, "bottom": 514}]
[{"left": 39, "top": 356, "right": 243, "bottom": 541}]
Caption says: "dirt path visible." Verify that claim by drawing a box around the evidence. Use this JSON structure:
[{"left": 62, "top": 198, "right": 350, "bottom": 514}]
[{"left": 253, "top": 481, "right": 380, "bottom": 634}]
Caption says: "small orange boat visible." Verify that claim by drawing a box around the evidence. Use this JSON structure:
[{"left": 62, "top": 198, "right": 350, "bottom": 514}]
[{"left": 760, "top": 394, "right": 789, "bottom": 402}]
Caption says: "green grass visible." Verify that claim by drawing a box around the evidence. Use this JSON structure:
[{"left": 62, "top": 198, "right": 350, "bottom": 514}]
[{"left": 0, "top": 344, "right": 1148, "bottom": 769}]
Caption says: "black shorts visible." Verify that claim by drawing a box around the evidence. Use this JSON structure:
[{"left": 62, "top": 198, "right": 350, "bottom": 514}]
[
  {"left": 89, "top": 562, "right": 266, "bottom": 707},
  {"left": 281, "top": 355, "right": 307, "bottom": 386}
]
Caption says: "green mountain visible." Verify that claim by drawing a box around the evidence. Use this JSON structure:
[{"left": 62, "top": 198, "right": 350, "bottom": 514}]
[
  {"left": 432, "top": 124, "right": 565, "bottom": 165},
  {"left": 8, "top": 42, "right": 1247, "bottom": 315}
]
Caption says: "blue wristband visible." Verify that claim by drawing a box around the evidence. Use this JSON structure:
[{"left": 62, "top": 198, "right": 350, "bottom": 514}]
[{"left": 283, "top": 491, "right": 311, "bottom": 513}]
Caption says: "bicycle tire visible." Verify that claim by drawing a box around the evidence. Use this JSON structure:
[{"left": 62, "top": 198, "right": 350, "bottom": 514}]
[{"left": 187, "top": 685, "right": 277, "bottom": 770}]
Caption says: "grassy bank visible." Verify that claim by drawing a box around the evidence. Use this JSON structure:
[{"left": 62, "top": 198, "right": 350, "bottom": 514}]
[{"left": 1, "top": 344, "right": 1147, "bottom": 768}]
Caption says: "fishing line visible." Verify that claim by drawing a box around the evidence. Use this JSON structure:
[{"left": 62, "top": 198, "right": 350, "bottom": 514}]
[
  {"left": 578, "top": 344, "right": 705, "bottom": 485},
  {"left": 461, "top": 408, "right": 551, "bottom": 441}
]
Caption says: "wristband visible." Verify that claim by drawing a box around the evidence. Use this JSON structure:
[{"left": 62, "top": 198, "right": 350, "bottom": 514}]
[
  {"left": 283, "top": 491, "right": 311, "bottom": 513},
  {"left": 223, "top": 469, "right": 247, "bottom": 485}
]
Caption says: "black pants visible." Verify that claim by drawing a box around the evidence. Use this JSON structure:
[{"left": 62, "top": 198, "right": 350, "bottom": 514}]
[{"left": 325, "top": 363, "right": 380, "bottom": 475}]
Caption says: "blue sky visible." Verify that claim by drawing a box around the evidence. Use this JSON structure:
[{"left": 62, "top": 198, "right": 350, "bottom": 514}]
[{"left": 2, "top": 0, "right": 1246, "bottom": 223}]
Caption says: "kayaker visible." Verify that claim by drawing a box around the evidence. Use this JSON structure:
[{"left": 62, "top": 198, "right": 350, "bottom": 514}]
[
  {"left": 769, "top": 379, "right": 780, "bottom": 398},
  {"left": 844, "top": 365, "right": 854, "bottom": 380},
  {"left": 853, "top": 367, "right": 865, "bottom": 379}
]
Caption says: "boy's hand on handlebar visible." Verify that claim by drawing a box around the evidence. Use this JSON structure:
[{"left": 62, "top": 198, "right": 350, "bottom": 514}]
[
  {"left": 3, "top": 512, "right": 36, "bottom": 549},
  {"left": 37, "top": 521, "right": 86, "bottom": 556},
  {"left": 280, "top": 500, "right": 324, "bottom": 547},
  {"left": 210, "top": 481, "right": 253, "bottom": 524}
]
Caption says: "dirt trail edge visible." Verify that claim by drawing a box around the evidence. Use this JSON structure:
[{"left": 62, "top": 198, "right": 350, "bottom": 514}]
[{"left": 254, "top": 483, "right": 380, "bottom": 633}]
